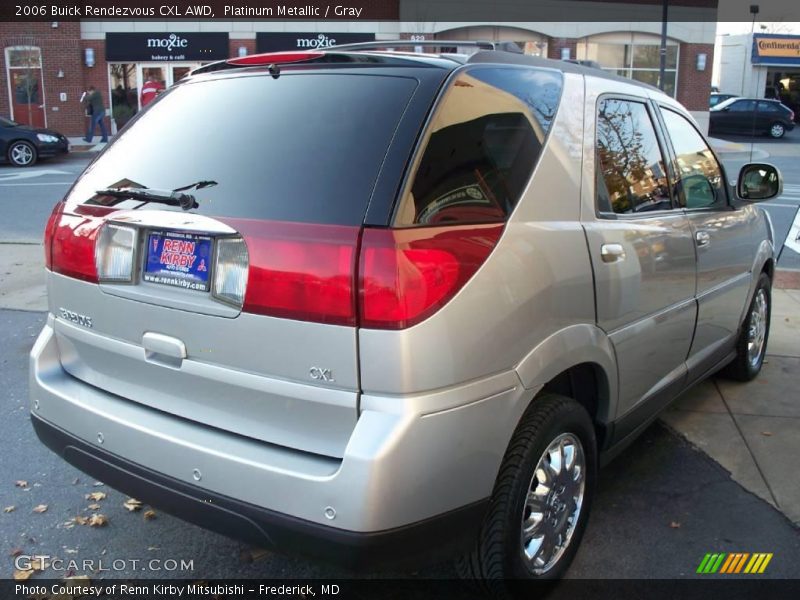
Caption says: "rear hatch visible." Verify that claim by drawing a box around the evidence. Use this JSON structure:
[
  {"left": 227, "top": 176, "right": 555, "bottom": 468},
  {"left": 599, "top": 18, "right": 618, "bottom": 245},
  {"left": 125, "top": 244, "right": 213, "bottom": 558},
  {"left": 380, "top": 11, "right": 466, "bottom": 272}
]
[{"left": 45, "top": 64, "right": 440, "bottom": 458}]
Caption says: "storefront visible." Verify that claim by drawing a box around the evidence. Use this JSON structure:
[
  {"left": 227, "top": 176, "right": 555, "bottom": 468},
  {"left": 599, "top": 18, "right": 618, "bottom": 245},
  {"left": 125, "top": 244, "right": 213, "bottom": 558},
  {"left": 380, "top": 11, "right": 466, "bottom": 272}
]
[
  {"left": 718, "top": 33, "right": 800, "bottom": 119},
  {"left": 104, "top": 32, "right": 229, "bottom": 131},
  {"left": 255, "top": 32, "right": 375, "bottom": 52}
]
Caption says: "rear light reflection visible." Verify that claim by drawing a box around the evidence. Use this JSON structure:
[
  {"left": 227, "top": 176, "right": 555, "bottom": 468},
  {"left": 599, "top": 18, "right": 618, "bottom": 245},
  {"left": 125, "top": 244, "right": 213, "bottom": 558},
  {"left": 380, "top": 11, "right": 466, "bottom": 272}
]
[{"left": 50, "top": 213, "right": 104, "bottom": 283}]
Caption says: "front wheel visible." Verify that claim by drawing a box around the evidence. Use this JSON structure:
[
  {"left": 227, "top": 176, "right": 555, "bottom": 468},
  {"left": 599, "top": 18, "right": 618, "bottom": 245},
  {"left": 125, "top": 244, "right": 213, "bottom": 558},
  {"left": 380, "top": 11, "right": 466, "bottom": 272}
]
[
  {"left": 8, "top": 140, "right": 37, "bottom": 167},
  {"left": 769, "top": 122, "right": 786, "bottom": 138},
  {"left": 457, "top": 394, "right": 597, "bottom": 592},
  {"left": 722, "top": 272, "right": 771, "bottom": 381}
]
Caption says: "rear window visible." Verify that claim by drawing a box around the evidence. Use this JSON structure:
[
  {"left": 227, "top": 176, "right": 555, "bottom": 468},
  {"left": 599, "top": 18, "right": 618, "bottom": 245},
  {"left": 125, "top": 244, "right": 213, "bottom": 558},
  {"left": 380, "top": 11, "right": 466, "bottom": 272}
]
[
  {"left": 393, "top": 66, "right": 562, "bottom": 226},
  {"left": 64, "top": 73, "right": 418, "bottom": 226}
]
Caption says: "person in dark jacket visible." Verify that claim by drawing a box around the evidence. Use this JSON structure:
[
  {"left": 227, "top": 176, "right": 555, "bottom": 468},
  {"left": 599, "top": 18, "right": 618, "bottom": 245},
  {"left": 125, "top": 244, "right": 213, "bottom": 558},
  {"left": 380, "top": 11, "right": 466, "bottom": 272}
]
[{"left": 83, "top": 86, "right": 108, "bottom": 144}]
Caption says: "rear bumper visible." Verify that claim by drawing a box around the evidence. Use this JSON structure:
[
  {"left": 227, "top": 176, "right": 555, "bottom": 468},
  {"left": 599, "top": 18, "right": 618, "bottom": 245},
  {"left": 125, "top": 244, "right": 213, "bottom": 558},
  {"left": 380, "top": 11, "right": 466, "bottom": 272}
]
[
  {"left": 30, "top": 315, "right": 527, "bottom": 567},
  {"left": 32, "top": 414, "right": 487, "bottom": 569}
]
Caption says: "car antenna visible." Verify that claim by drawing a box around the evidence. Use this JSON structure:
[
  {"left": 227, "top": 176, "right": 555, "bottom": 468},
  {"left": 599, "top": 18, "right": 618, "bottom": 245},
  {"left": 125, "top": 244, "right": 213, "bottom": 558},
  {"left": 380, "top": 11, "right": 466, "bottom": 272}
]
[{"left": 268, "top": 63, "right": 280, "bottom": 79}]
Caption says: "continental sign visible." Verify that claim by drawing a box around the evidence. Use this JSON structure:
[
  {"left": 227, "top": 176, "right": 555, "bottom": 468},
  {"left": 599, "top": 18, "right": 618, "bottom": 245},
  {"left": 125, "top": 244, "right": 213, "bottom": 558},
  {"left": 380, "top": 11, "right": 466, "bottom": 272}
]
[{"left": 753, "top": 35, "right": 800, "bottom": 64}]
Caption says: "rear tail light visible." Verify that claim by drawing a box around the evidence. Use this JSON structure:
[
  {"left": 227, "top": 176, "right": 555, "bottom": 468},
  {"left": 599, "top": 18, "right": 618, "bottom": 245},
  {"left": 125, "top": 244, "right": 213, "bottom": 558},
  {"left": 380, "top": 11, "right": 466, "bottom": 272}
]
[
  {"left": 96, "top": 224, "right": 136, "bottom": 282},
  {"left": 43, "top": 201, "right": 64, "bottom": 270},
  {"left": 213, "top": 238, "right": 249, "bottom": 307},
  {"left": 222, "top": 219, "right": 359, "bottom": 326},
  {"left": 358, "top": 225, "right": 504, "bottom": 329},
  {"left": 49, "top": 213, "right": 104, "bottom": 283}
]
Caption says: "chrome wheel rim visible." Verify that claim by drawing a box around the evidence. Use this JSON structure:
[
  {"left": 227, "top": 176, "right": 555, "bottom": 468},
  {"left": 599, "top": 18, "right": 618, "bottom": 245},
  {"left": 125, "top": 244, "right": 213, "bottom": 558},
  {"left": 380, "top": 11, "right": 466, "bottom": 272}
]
[
  {"left": 11, "top": 143, "right": 33, "bottom": 165},
  {"left": 770, "top": 124, "right": 784, "bottom": 138},
  {"left": 747, "top": 289, "right": 768, "bottom": 368},
  {"left": 520, "top": 432, "right": 585, "bottom": 575}
]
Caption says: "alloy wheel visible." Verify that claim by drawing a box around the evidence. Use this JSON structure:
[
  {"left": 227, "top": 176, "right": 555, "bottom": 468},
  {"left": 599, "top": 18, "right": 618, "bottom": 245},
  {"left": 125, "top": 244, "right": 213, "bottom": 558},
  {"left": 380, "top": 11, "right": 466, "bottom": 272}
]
[
  {"left": 10, "top": 142, "right": 35, "bottom": 166},
  {"left": 520, "top": 432, "right": 585, "bottom": 575},
  {"left": 747, "top": 288, "right": 768, "bottom": 368}
]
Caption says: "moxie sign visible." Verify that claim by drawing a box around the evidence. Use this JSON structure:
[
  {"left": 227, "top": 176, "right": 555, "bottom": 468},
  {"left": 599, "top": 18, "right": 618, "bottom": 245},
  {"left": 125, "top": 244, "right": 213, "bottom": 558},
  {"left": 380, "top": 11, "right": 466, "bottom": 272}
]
[
  {"left": 106, "top": 32, "right": 229, "bottom": 62},
  {"left": 256, "top": 32, "right": 376, "bottom": 53}
]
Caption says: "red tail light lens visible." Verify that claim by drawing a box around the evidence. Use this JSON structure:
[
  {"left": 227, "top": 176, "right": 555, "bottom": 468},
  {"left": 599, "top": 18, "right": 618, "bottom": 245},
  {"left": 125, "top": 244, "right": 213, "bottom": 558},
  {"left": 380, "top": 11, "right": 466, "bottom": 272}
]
[
  {"left": 43, "top": 201, "right": 64, "bottom": 270},
  {"left": 222, "top": 219, "right": 359, "bottom": 326},
  {"left": 50, "top": 213, "right": 104, "bottom": 283},
  {"left": 359, "top": 224, "right": 504, "bottom": 329},
  {"left": 226, "top": 52, "right": 324, "bottom": 67}
]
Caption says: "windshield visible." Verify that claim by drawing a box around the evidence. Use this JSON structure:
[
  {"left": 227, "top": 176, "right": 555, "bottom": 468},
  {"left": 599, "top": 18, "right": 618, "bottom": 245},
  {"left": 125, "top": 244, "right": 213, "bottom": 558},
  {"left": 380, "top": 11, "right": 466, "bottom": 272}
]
[
  {"left": 0, "top": 117, "right": 18, "bottom": 127},
  {"left": 65, "top": 72, "right": 419, "bottom": 226}
]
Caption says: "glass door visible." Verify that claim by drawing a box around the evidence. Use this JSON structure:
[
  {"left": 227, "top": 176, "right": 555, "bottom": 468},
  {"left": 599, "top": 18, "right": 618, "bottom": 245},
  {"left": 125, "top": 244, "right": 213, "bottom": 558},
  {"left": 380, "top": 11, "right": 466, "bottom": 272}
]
[
  {"left": 5, "top": 46, "right": 46, "bottom": 127},
  {"left": 136, "top": 64, "right": 167, "bottom": 110}
]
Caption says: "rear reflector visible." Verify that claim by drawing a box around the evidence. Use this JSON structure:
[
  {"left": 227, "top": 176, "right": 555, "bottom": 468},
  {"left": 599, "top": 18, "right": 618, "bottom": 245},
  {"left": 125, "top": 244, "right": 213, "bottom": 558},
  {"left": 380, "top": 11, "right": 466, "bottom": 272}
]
[
  {"left": 226, "top": 52, "right": 324, "bottom": 67},
  {"left": 359, "top": 224, "right": 504, "bottom": 329},
  {"left": 96, "top": 223, "right": 136, "bottom": 282},
  {"left": 221, "top": 219, "right": 359, "bottom": 326},
  {"left": 213, "top": 237, "right": 249, "bottom": 307}
]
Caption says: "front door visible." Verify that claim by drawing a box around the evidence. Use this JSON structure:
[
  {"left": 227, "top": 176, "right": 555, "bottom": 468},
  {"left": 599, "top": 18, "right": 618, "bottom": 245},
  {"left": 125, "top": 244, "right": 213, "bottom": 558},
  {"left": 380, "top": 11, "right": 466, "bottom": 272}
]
[
  {"left": 585, "top": 96, "right": 697, "bottom": 422},
  {"left": 135, "top": 63, "right": 200, "bottom": 110},
  {"left": 5, "top": 46, "right": 46, "bottom": 128},
  {"left": 657, "top": 107, "right": 757, "bottom": 375}
]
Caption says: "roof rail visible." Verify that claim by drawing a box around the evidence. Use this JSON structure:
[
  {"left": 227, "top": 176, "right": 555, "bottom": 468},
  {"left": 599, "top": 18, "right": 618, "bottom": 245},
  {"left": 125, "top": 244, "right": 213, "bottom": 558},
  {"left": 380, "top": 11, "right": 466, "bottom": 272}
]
[{"left": 324, "top": 40, "right": 524, "bottom": 54}]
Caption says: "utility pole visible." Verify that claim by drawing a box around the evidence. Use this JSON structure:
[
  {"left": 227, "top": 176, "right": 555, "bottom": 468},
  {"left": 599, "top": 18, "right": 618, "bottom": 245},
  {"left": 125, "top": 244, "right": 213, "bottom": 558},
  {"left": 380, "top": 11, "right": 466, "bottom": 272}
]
[{"left": 658, "top": 0, "right": 669, "bottom": 92}]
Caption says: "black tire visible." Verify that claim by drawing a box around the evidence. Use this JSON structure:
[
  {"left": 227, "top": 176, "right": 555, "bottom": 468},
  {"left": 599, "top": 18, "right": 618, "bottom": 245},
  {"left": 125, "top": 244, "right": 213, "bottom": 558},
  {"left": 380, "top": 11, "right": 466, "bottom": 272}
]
[
  {"left": 721, "top": 272, "right": 771, "bottom": 382},
  {"left": 7, "top": 140, "right": 37, "bottom": 167},
  {"left": 457, "top": 394, "right": 597, "bottom": 596},
  {"left": 768, "top": 122, "right": 786, "bottom": 139}
]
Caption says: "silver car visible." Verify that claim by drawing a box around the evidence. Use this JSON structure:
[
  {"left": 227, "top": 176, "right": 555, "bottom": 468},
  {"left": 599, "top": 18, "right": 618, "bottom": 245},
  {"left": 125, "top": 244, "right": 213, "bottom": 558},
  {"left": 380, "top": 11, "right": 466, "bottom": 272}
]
[{"left": 30, "top": 45, "right": 780, "bottom": 587}]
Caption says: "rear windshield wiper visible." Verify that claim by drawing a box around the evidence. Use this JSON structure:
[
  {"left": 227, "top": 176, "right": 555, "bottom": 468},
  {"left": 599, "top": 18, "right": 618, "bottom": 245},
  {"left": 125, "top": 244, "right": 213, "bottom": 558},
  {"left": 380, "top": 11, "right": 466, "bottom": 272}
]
[{"left": 95, "top": 187, "right": 199, "bottom": 211}]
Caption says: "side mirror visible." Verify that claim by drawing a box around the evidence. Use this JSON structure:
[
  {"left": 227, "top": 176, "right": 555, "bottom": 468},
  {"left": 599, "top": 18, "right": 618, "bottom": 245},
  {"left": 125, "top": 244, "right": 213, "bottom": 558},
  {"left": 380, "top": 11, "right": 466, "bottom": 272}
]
[{"left": 737, "top": 163, "right": 782, "bottom": 202}]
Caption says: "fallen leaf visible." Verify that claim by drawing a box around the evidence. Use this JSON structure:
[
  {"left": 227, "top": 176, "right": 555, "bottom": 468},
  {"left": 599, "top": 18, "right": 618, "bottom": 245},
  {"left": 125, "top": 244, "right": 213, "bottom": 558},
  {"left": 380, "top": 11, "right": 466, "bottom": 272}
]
[
  {"left": 32, "top": 504, "right": 48, "bottom": 514},
  {"left": 85, "top": 492, "right": 106, "bottom": 502},
  {"left": 143, "top": 510, "right": 156, "bottom": 521},
  {"left": 761, "top": 431, "right": 773, "bottom": 436},
  {"left": 87, "top": 503, "right": 101, "bottom": 511},
  {"left": 4, "top": 506, "right": 15, "bottom": 513},
  {"left": 71, "top": 515, "right": 89, "bottom": 526},
  {"left": 123, "top": 498, "right": 143, "bottom": 512},
  {"left": 15, "top": 480, "right": 28, "bottom": 488},
  {"left": 13, "top": 569, "right": 33, "bottom": 581},
  {"left": 669, "top": 521, "right": 681, "bottom": 528},
  {"left": 88, "top": 514, "right": 108, "bottom": 527},
  {"left": 30, "top": 556, "right": 48, "bottom": 571},
  {"left": 9, "top": 548, "right": 23, "bottom": 557}
]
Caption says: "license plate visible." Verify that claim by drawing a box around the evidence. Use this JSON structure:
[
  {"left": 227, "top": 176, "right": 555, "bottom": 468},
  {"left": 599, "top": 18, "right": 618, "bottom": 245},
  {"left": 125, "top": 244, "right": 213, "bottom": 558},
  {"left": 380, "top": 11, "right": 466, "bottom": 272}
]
[{"left": 143, "top": 231, "right": 212, "bottom": 291}]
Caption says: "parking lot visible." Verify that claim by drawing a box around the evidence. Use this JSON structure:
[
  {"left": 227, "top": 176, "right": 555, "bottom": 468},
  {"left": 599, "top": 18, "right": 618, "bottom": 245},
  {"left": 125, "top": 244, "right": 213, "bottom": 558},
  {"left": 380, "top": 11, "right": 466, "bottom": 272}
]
[{"left": 1, "top": 141, "right": 799, "bottom": 583}]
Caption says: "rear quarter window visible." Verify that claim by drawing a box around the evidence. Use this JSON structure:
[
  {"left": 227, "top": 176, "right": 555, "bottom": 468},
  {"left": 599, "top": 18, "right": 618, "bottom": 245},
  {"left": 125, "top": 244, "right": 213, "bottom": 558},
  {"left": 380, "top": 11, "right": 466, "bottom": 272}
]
[
  {"left": 393, "top": 66, "right": 562, "bottom": 226},
  {"left": 63, "top": 73, "right": 419, "bottom": 226}
]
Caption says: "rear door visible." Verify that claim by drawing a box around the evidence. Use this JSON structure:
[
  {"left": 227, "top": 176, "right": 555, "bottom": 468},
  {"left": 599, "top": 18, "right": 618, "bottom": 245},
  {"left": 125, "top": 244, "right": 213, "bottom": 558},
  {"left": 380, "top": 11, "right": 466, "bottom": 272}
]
[
  {"left": 656, "top": 106, "right": 758, "bottom": 375},
  {"left": 584, "top": 95, "right": 696, "bottom": 422},
  {"left": 48, "top": 67, "right": 441, "bottom": 458},
  {"left": 726, "top": 99, "right": 757, "bottom": 134}
]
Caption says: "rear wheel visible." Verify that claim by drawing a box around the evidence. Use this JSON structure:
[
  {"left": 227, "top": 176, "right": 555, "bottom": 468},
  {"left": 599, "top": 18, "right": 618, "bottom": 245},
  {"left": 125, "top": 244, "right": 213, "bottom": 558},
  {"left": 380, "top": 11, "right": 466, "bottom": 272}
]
[
  {"left": 769, "top": 122, "right": 786, "bottom": 138},
  {"left": 8, "top": 140, "right": 37, "bottom": 167},
  {"left": 722, "top": 273, "right": 771, "bottom": 381},
  {"left": 457, "top": 394, "right": 597, "bottom": 594}
]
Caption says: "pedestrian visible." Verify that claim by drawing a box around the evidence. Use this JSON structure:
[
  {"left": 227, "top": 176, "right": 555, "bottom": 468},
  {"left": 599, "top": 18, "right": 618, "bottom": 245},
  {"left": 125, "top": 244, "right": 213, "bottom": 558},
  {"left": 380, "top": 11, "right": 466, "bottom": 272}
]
[
  {"left": 140, "top": 73, "right": 164, "bottom": 108},
  {"left": 82, "top": 85, "right": 108, "bottom": 144}
]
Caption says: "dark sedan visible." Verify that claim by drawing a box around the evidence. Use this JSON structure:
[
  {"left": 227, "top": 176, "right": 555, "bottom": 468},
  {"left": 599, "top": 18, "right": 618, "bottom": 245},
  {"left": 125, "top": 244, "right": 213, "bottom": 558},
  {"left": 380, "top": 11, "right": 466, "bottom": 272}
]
[
  {"left": 709, "top": 97, "right": 795, "bottom": 138},
  {"left": 1, "top": 116, "right": 69, "bottom": 167}
]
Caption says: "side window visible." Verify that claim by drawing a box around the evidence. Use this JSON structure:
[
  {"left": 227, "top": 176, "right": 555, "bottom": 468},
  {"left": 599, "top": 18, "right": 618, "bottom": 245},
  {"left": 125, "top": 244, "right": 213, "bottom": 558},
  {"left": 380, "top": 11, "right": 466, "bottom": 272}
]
[
  {"left": 661, "top": 109, "right": 725, "bottom": 210},
  {"left": 394, "top": 67, "right": 562, "bottom": 226},
  {"left": 757, "top": 101, "right": 780, "bottom": 113},
  {"left": 729, "top": 100, "right": 755, "bottom": 112},
  {"left": 595, "top": 98, "right": 672, "bottom": 215}
]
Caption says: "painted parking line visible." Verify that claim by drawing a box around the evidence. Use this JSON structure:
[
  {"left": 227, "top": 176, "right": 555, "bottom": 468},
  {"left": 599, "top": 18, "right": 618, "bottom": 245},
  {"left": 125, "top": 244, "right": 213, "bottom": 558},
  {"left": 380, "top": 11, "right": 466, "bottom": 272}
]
[{"left": 783, "top": 207, "right": 800, "bottom": 255}]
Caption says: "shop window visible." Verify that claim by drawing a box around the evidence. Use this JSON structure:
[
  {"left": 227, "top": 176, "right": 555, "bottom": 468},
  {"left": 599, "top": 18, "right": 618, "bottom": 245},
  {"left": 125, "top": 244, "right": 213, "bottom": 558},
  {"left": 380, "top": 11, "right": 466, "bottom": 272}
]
[
  {"left": 109, "top": 63, "right": 138, "bottom": 130},
  {"left": 578, "top": 39, "right": 679, "bottom": 97}
]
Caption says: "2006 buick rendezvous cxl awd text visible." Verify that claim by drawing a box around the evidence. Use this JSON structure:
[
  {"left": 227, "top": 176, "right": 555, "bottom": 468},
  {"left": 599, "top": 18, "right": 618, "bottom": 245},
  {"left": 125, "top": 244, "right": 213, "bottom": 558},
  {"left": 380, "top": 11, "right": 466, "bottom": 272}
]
[{"left": 30, "top": 42, "right": 781, "bottom": 588}]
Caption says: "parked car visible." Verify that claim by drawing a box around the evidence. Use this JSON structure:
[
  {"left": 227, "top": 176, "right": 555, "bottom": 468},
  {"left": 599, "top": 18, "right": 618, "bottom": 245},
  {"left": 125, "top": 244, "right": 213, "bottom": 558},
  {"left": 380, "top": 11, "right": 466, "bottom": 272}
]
[
  {"left": 709, "top": 97, "right": 795, "bottom": 138},
  {"left": 30, "top": 45, "right": 780, "bottom": 590},
  {"left": 0, "top": 116, "right": 68, "bottom": 166},
  {"left": 709, "top": 92, "right": 738, "bottom": 107}
]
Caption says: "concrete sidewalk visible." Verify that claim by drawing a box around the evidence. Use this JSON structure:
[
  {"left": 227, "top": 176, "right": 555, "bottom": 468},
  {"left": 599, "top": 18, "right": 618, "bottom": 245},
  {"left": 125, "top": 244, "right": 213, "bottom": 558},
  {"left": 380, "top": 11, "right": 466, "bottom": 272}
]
[{"left": 661, "top": 283, "right": 800, "bottom": 525}]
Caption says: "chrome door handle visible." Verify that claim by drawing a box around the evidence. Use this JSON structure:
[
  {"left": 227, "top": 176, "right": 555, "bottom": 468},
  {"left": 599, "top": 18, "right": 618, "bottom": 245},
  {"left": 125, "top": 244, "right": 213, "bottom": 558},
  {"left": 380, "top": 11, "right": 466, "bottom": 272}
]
[
  {"left": 695, "top": 231, "right": 711, "bottom": 247},
  {"left": 600, "top": 243, "right": 626, "bottom": 263}
]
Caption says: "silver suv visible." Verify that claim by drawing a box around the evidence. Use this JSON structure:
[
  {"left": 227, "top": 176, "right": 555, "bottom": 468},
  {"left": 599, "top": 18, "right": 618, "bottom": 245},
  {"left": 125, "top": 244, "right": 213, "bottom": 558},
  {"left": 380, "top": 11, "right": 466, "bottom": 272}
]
[{"left": 30, "top": 45, "right": 780, "bottom": 585}]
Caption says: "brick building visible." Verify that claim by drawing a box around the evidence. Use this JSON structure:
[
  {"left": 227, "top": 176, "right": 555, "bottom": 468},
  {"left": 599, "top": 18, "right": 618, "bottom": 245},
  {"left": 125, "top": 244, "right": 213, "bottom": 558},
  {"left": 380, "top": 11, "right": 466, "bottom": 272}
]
[{"left": 1, "top": 4, "right": 717, "bottom": 137}]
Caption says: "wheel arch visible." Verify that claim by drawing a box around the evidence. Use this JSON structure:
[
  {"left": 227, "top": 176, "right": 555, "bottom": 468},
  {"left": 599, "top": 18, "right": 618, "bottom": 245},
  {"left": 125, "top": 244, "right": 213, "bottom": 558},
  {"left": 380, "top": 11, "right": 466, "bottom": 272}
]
[{"left": 514, "top": 324, "right": 618, "bottom": 438}]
